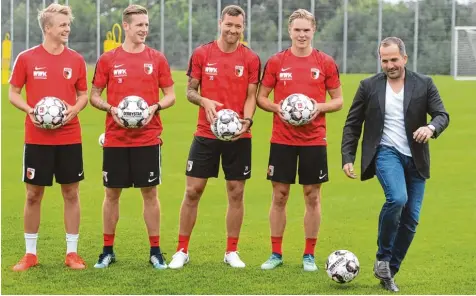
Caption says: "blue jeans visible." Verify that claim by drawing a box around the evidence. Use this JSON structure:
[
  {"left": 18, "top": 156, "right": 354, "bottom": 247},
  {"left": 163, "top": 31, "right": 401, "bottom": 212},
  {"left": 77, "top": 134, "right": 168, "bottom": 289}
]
[{"left": 375, "top": 145, "right": 426, "bottom": 275}]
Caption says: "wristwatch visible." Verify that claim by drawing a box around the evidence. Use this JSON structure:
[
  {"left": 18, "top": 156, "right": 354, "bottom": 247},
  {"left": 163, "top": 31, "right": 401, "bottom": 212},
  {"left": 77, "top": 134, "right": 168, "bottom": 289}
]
[
  {"left": 154, "top": 103, "right": 162, "bottom": 114},
  {"left": 244, "top": 117, "right": 253, "bottom": 127},
  {"left": 427, "top": 124, "right": 436, "bottom": 132}
]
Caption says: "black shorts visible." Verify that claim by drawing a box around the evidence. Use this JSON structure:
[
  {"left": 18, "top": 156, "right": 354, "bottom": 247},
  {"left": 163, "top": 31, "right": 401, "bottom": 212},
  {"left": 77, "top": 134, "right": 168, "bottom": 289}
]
[
  {"left": 185, "top": 136, "right": 251, "bottom": 181},
  {"left": 103, "top": 145, "right": 161, "bottom": 188},
  {"left": 267, "top": 143, "right": 328, "bottom": 185},
  {"left": 23, "top": 144, "right": 84, "bottom": 186}
]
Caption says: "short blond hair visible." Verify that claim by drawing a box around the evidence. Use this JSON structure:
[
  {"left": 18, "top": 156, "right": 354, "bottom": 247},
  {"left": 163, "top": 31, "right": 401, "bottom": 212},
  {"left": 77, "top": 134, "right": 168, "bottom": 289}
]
[
  {"left": 37, "top": 3, "right": 74, "bottom": 33},
  {"left": 123, "top": 4, "right": 148, "bottom": 24},
  {"left": 288, "top": 9, "right": 316, "bottom": 29}
]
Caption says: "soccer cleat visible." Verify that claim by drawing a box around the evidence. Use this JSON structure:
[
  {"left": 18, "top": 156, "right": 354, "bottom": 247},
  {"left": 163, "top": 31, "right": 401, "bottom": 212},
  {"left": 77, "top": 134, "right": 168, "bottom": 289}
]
[
  {"left": 94, "top": 252, "right": 116, "bottom": 268},
  {"left": 374, "top": 260, "right": 392, "bottom": 280},
  {"left": 65, "top": 252, "right": 86, "bottom": 270},
  {"left": 380, "top": 278, "right": 400, "bottom": 292},
  {"left": 261, "top": 253, "right": 283, "bottom": 270},
  {"left": 168, "top": 249, "right": 189, "bottom": 269},
  {"left": 303, "top": 254, "right": 318, "bottom": 272},
  {"left": 224, "top": 251, "right": 246, "bottom": 268},
  {"left": 150, "top": 253, "right": 168, "bottom": 270},
  {"left": 12, "top": 253, "right": 38, "bottom": 271}
]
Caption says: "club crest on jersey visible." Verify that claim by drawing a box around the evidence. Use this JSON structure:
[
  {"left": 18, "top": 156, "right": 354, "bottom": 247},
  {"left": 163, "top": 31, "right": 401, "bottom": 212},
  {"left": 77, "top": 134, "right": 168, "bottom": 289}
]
[
  {"left": 235, "top": 65, "right": 244, "bottom": 77},
  {"left": 311, "top": 68, "right": 320, "bottom": 79},
  {"left": 26, "top": 168, "right": 35, "bottom": 180},
  {"left": 63, "top": 67, "right": 72, "bottom": 79},
  {"left": 144, "top": 63, "right": 153, "bottom": 75}
]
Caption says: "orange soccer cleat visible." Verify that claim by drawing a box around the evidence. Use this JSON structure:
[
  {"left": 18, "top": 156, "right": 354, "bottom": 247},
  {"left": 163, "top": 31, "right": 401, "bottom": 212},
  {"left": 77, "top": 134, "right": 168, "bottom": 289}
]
[
  {"left": 12, "top": 253, "right": 39, "bottom": 271},
  {"left": 65, "top": 252, "right": 86, "bottom": 270}
]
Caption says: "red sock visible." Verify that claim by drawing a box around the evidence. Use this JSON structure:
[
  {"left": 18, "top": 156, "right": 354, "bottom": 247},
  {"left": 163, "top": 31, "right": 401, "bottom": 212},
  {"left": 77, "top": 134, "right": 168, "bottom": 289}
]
[
  {"left": 271, "top": 236, "right": 283, "bottom": 255},
  {"left": 226, "top": 237, "right": 239, "bottom": 253},
  {"left": 104, "top": 233, "right": 115, "bottom": 246},
  {"left": 304, "top": 238, "right": 317, "bottom": 256},
  {"left": 149, "top": 235, "right": 160, "bottom": 247},
  {"left": 177, "top": 235, "right": 190, "bottom": 253}
]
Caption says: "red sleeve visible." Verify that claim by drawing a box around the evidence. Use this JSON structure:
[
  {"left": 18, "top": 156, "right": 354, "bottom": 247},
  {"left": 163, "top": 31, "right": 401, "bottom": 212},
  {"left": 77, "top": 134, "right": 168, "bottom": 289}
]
[
  {"left": 324, "top": 56, "right": 341, "bottom": 90},
  {"left": 186, "top": 48, "right": 202, "bottom": 81},
  {"left": 92, "top": 54, "right": 109, "bottom": 88},
  {"left": 75, "top": 57, "right": 88, "bottom": 91},
  {"left": 261, "top": 56, "right": 278, "bottom": 89},
  {"left": 9, "top": 53, "right": 27, "bottom": 88},
  {"left": 158, "top": 53, "right": 174, "bottom": 88},
  {"left": 248, "top": 53, "right": 261, "bottom": 84}
]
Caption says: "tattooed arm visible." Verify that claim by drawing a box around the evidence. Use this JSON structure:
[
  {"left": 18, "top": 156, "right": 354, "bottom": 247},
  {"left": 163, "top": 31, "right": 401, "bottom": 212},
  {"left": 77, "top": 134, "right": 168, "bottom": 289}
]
[
  {"left": 89, "top": 85, "right": 112, "bottom": 112},
  {"left": 187, "top": 77, "right": 223, "bottom": 123},
  {"left": 186, "top": 77, "right": 204, "bottom": 106}
]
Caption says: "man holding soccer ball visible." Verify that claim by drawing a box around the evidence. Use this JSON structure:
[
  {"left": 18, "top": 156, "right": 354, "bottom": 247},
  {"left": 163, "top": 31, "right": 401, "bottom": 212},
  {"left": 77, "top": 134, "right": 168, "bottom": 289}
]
[
  {"left": 90, "top": 5, "right": 175, "bottom": 269},
  {"left": 256, "top": 9, "right": 343, "bottom": 271},
  {"left": 8, "top": 3, "right": 88, "bottom": 271},
  {"left": 168, "top": 5, "right": 260, "bottom": 269}
]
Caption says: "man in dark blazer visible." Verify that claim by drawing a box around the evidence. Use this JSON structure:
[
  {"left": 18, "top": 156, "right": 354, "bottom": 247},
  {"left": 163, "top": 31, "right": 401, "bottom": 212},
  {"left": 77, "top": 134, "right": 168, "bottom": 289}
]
[{"left": 341, "top": 37, "right": 449, "bottom": 292}]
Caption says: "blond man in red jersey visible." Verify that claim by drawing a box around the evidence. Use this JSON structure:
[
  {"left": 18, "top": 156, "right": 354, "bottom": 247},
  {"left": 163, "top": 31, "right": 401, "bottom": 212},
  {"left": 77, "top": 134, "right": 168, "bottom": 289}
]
[
  {"left": 90, "top": 5, "right": 176, "bottom": 269},
  {"left": 9, "top": 3, "right": 88, "bottom": 271},
  {"left": 257, "top": 9, "right": 343, "bottom": 271}
]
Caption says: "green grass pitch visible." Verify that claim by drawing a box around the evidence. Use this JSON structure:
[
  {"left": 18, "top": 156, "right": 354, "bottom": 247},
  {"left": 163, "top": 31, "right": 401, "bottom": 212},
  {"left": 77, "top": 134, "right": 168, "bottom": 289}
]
[{"left": 2, "top": 70, "right": 476, "bottom": 294}]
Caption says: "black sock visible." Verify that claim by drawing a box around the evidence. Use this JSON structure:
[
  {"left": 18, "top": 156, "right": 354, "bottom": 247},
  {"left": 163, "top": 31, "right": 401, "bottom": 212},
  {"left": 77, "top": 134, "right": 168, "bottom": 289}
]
[
  {"left": 150, "top": 246, "right": 161, "bottom": 256},
  {"left": 103, "top": 246, "right": 113, "bottom": 254}
]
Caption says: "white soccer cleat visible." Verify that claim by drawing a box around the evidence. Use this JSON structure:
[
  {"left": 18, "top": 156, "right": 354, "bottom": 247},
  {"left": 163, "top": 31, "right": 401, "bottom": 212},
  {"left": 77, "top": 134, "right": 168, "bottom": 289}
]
[
  {"left": 168, "top": 249, "right": 189, "bottom": 269},
  {"left": 224, "top": 251, "right": 246, "bottom": 268}
]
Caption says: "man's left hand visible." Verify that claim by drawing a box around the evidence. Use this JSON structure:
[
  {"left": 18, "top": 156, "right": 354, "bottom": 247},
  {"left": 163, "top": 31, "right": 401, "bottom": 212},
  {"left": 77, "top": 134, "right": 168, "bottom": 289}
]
[
  {"left": 309, "top": 98, "right": 321, "bottom": 121},
  {"left": 413, "top": 126, "right": 434, "bottom": 143},
  {"left": 62, "top": 101, "right": 80, "bottom": 125},
  {"left": 142, "top": 103, "right": 160, "bottom": 127},
  {"left": 231, "top": 118, "right": 251, "bottom": 141}
]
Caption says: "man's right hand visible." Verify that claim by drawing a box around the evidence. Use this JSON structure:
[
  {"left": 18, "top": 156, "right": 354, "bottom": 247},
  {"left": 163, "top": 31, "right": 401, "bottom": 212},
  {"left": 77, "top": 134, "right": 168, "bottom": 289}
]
[
  {"left": 110, "top": 107, "right": 126, "bottom": 128},
  {"left": 201, "top": 98, "right": 224, "bottom": 123},
  {"left": 343, "top": 163, "right": 357, "bottom": 179}
]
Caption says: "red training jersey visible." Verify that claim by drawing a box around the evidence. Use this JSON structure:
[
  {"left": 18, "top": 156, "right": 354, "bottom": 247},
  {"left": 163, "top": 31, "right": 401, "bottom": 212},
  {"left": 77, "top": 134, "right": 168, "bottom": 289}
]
[
  {"left": 9, "top": 45, "right": 87, "bottom": 145},
  {"left": 261, "top": 49, "right": 341, "bottom": 146},
  {"left": 187, "top": 41, "right": 261, "bottom": 139},
  {"left": 92, "top": 46, "right": 174, "bottom": 147}
]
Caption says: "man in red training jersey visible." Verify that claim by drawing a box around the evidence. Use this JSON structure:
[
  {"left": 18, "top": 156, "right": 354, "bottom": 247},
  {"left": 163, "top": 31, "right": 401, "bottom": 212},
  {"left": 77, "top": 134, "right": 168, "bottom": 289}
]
[
  {"left": 90, "top": 4, "right": 176, "bottom": 269},
  {"left": 168, "top": 5, "right": 261, "bottom": 269},
  {"left": 257, "top": 9, "right": 343, "bottom": 271},
  {"left": 9, "top": 3, "right": 88, "bottom": 271}
]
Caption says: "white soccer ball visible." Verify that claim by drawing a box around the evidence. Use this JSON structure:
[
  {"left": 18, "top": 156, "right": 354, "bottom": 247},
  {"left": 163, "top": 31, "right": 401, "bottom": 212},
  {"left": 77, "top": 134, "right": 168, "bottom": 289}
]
[
  {"left": 34, "top": 97, "right": 66, "bottom": 129},
  {"left": 325, "top": 250, "right": 360, "bottom": 284},
  {"left": 280, "top": 93, "right": 315, "bottom": 126},
  {"left": 210, "top": 109, "right": 243, "bottom": 141},
  {"left": 116, "top": 96, "right": 150, "bottom": 128},
  {"left": 98, "top": 133, "right": 105, "bottom": 146}
]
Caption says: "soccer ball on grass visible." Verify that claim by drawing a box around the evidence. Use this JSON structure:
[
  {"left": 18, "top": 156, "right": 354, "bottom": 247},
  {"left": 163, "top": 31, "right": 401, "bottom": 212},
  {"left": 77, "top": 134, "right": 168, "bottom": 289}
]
[{"left": 325, "top": 250, "right": 360, "bottom": 284}]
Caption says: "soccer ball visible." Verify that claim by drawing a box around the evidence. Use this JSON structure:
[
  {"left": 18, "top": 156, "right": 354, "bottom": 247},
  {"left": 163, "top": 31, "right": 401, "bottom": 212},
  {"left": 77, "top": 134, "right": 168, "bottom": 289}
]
[
  {"left": 34, "top": 97, "right": 66, "bottom": 129},
  {"left": 116, "top": 96, "right": 150, "bottom": 128},
  {"left": 211, "top": 109, "right": 243, "bottom": 141},
  {"left": 98, "top": 133, "right": 105, "bottom": 146},
  {"left": 280, "top": 93, "right": 315, "bottom": 126},
  {"left": 325, "top": 250, "right": 360, "bottom": 284}
]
